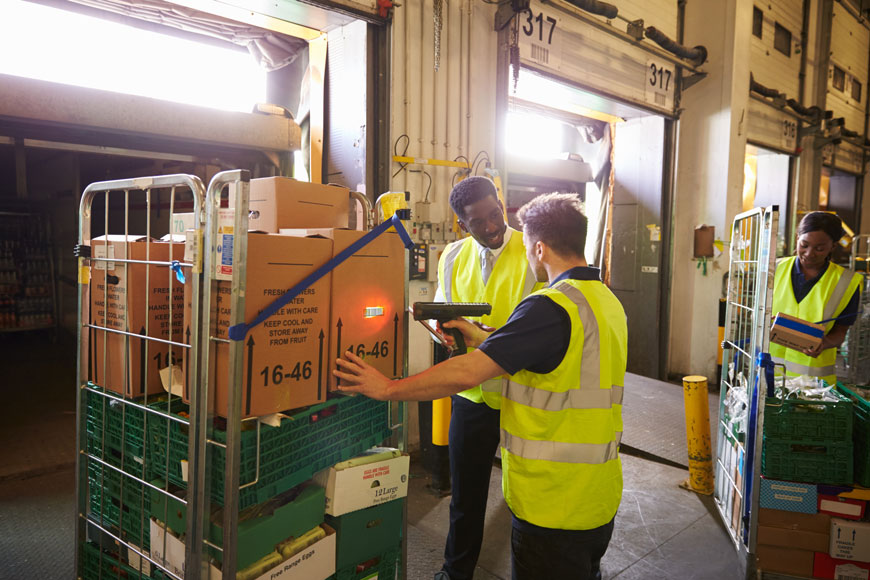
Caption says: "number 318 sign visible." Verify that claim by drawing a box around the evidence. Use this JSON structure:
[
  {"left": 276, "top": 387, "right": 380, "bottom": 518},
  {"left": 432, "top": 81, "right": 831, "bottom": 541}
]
[{"left": 645, "top": 59, "right": 675, "bottom": 111}]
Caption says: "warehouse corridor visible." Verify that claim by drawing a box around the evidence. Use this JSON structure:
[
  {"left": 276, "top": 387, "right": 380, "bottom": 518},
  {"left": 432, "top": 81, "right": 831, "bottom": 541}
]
[{"left": 0, "top": 336, "right": 740, "bottom": 579}]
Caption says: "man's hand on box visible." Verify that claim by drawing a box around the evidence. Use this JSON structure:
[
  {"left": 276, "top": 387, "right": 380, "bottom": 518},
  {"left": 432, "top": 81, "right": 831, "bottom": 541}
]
[{"left": 334, "top": 351, "right": 392, "bottom": 400}]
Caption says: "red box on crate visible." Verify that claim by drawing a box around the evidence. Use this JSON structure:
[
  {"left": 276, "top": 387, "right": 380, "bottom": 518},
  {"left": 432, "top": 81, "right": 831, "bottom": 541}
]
[
  {"left": 814, "top": 551, "right": 870, "bottom": 579},
  {"left": 818, "top": 494, "right": 867, "bottom": 520}
]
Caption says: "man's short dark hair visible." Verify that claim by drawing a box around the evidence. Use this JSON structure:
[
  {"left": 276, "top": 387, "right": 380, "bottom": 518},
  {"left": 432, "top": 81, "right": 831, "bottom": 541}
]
[
  {"left": 518, "top": 193, "right": 587, "bottom": 257},
  {"left": 449, "top": 176, "right": 499, "bottom": 221}
]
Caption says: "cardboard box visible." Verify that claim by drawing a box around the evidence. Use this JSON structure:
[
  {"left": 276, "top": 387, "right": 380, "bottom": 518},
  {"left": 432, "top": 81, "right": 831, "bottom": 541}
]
[
  {"left": 755, "top": 545, "right": 815, "bottom": 577},
  {"left": 150, "top": 519, "right": 336, "bottom": 580},
  {"left": 279, "top": 228, "right": 405, "bottom": 391},
  {"left": 758, "top": 508, "right": 830, "bottom": 552},
  {"left": 770, "top": 312, "right": 825, "bottom": 352},
  {"left": 814, "top": 551, "right": 870, "bottom": 580},
  {"left": 89, "top": 236, "right": 185, "bottom": 397},
  {"left": 185, "top": 233, "right": 334, "bottom": 418},
  {"left": 238, "top": 177, "right": 350, "bottom": 233},
  {"left": 314, "top": 449, "right": 410, "bottom": 516},
  {"left": 819, "top": 494, "right": 867, "bottom": 520},
  {"left": 831, "top": 518, "right": 870, "bottom": 562},
  {"left": 759, "top": 477, "right": 818, "bottom": 513}
]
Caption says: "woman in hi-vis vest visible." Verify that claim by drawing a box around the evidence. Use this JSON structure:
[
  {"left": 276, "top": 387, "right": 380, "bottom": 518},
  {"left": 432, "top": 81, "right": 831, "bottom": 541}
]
[{"left": 770, "top": 211, "right": 862, "bottom": 385}]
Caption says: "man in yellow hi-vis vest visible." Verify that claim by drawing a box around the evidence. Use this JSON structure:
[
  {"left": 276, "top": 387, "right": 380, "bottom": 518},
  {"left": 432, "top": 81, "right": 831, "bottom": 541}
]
[
  {"left": 434, "top": 176, "right": 539, "bottom": 580},
  {"left": 771, "top": 211, "right": 862, "bottom": 385},
  {"left": 336, "top": 193, "right": 627, "bottom": 580}
]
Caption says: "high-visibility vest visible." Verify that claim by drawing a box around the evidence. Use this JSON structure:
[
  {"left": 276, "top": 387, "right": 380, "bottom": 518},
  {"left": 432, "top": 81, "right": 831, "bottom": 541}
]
[
  {"left": 437, "top": 229, "right": 540, "bottom": 408},
  {"left": 770, "top": 257, "right": 862, "bottom": 385},
  {"left": 500, "top": 279, "right": 627, "bottom": 530}
]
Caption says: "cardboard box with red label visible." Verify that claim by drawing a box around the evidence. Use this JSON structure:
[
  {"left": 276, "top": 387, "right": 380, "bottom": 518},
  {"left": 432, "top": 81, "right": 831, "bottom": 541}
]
[{"left": 314, "top": 449, "right": 410, "bottom": 516}]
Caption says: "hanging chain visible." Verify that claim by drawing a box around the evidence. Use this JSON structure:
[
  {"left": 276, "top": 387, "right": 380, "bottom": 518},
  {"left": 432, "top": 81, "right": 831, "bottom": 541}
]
[
  {"left": 510, "top": 14, "right": 520, "bottom": 91},
  {"left": 434, "top": 0, "right": 443, "bottom": 71}
]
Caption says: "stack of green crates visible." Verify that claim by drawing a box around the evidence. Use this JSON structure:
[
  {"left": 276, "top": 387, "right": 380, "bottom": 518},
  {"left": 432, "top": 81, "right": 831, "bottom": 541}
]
[
  {"left": 85, "top": 381, "right": 396, "bottom": 579},
  {"left": 762, "top": 387, "right": 854, "bottom": 485},
  {"left": 836, "top": 383, "right": 870, "bottom": 487},
  {"left": 80, "top": 541, "right": 151, "bottom": 580},
  {"left": 147, "top": 394, "right": 392, "bottom": 509},
  {"left": 84, "top": 385, "right": 155, "bottom": 551}
]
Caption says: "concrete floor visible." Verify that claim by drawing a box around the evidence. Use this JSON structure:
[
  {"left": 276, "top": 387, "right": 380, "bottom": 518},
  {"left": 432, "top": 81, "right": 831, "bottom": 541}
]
[
  {"left": 405, "top": 451, "right": 742, "bottom": 580},
  {"left": 0, "top": 334, "right": 744, "bottom": 579}
]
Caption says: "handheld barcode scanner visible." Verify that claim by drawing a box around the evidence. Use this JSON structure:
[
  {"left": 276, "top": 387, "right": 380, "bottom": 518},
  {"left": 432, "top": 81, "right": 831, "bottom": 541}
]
[{"left": 412, "top": 302, "right": 492, "bottom": 353}]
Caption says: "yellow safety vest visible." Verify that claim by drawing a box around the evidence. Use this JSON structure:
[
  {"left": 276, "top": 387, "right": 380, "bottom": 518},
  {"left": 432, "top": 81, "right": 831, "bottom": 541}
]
[
  {"left": 770, "top": 257, "right": 862, "bottom": 385},
  {"left": 500, "top": 279, "right": 627, "bottom": 530},
  {"left": 437, "top": 229, "right": 540, "bottom": 408}
]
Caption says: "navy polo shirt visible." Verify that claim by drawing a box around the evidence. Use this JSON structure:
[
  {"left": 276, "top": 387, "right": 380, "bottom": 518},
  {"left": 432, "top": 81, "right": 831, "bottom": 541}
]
[
  {"left": 791, "top": 259, "right": 859, "bottom": 326},
  {"left": 478, "top": 266, "right": 601, "bottom": 375}
]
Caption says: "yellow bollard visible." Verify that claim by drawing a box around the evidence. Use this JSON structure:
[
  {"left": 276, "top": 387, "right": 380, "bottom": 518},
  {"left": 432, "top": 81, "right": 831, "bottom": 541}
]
[
  {"left": 432, "top": 396, "right": 451, "bottom": 446},
  {"left": 680, "top": 375, "right": 714, "bottom": 495}
]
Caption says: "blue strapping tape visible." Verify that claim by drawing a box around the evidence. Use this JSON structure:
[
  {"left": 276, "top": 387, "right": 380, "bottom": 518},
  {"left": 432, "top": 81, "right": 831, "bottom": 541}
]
[
  {"left": 228, "top": 214, "right": 414, "bottom": 341},
  {"left": 773, "top": 316, "right": 824, "bottom": 338},
  {"left": 171, "top": 260, "right": 185, "bottom": 284}
]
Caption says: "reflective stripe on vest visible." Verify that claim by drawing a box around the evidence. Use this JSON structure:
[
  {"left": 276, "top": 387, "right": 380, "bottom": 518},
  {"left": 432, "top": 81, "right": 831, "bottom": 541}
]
[
  {"left": 439, "top": 242, "right": 464, "bottom": 303},
  {"left": 500, "top": 279, "right": 627, "bottom": 530},
  {"left": 822, "top": 266, "right": 857, "bottom": 321},
  {"left": 437, "top": 230, "right": 541, "bottom": 408},
  {"left": 769, "top": 257, "right": 861, "bottom": 385},
  {"left": 770, "top": 356, "right": 835, "bottom": 378},
  {"left": 501, "top": 431, "right": 620, "bottom": 464},
  {"left": 504, "top": 380, "right": 624, "bottom": 410}
]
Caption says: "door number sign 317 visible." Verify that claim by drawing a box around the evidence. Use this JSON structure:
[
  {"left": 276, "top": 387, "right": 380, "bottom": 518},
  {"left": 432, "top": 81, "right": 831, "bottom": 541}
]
[
  {"left": 518, "top": 5, "right": 562, "bottom": 69},
  {"left": 645, "top": 59, "right": 675, "bottom": 110}
]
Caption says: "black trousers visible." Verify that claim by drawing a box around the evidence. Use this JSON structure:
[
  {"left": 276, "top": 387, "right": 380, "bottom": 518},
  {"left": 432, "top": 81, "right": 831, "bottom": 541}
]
[
  {"left": 510, "top": 517, "right": 614, "bottom": 580},
  {"left": 441, "top": 395, "right": 501, "bottom": 580}
]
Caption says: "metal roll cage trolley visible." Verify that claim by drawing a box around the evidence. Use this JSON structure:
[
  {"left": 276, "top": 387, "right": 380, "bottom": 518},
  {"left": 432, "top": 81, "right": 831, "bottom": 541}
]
[
  {"left": 714, "top": 206, "right": 780, "bottom": 579},
  {"left": 74, "top": 170, "right": 411, "bottom": 579}
]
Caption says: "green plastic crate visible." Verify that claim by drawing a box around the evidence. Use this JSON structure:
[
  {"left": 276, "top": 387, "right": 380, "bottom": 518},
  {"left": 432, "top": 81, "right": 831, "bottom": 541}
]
[
  {"left": 837, "top": 383, "right": 870, "bottom": 487},
  {"left": 87, "top": 459, "right": 151, "bottom": 550},
  {"left": 80, "top": 541, "right": 151, "bottom": 580},
  {"left": 326, "top": 499, "right": 404, "bottom": 570},
  {"left": 330, "top": 545, "right": 400, "bottom": 580},
  {"left": 761, "top": 437, "right": 853, "bottom": 485},
  {"left": 147, "top": 394, "right": 392, "bottom": 509},
  {"left": 150, "top": 482, "right": 325, "bottom": 570},
  {"left": 84, "top": 384, "right": 155, "bottom": 476},
  {"left": 763, "top": 389, "right": 853, "bottom": 443}
]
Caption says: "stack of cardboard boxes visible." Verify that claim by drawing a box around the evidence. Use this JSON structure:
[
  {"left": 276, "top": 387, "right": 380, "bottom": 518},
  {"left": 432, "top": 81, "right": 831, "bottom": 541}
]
[
  {"left": 177, "top": 176, "right": 406, "bottom": 420},
  {"left": 756, "top": 477, "right": 870, "bottom": 578},
  {"left": 89, "top": 236, "right": 186, "bottom": 397},
  {"left": 86, "top": 176, "right": 409, "bottom": 580}
]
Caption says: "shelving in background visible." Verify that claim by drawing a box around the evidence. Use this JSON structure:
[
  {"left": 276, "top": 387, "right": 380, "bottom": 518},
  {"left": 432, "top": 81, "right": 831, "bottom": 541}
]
[{"left": 0, "top": 211, "right": 57, "bottom": 332}]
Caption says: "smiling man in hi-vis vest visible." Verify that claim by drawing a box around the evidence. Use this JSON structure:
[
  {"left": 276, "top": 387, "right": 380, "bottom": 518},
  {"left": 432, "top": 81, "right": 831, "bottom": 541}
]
[
  {"left": 335, "top": 193, "right": 627, "bottom": 580},
  {"left": 433, "top": 176, "right": 540, "bottom": 580}
]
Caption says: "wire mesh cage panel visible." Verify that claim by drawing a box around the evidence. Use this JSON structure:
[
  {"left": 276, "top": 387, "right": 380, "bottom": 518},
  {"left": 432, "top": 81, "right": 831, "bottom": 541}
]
[
  {"left": 714, "top": 206, "right": 778, "bottom": 575},
  {"left": 837, "top": 235, "right": 870, "bottom": 384},
  {"left": 77, "top": 171, "right": 410, "bottom": 580},
  {"left": 75, "top": 174, "right": 208, "bottom": 580}
]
